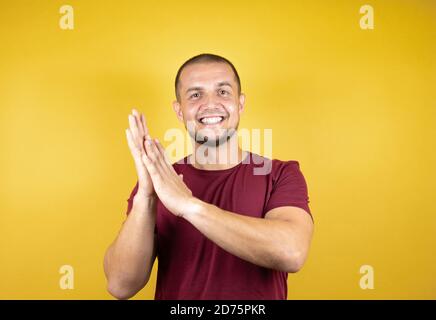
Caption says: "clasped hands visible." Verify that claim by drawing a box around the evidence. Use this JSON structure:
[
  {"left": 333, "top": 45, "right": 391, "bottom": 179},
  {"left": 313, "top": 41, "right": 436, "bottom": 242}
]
[{"left": 125, "top": 109, "right": 202, "bottom": 218}]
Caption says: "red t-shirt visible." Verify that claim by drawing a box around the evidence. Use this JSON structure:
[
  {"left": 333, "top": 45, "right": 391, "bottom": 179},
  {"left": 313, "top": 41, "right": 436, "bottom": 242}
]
[{"left": 125, "top": 152, "right": 312, "bottom": 300}]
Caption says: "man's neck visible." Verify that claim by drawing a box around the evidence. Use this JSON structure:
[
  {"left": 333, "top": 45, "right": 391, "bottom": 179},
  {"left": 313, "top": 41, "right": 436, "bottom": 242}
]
[{"left": 188, "top": 135, "right": 248, "bottom": 171}]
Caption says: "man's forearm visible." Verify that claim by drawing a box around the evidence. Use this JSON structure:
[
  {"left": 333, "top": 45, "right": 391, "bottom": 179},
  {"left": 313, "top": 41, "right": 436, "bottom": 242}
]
[
  {"left": 104, "top": 195, "right": 157, "bottom": 298},
  {"left": 183, "top": 199, "right": 306, "bottom": 273}
]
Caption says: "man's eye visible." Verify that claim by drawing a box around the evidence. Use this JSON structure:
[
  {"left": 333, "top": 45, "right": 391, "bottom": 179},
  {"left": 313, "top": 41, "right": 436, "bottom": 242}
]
[
  {"left": 219, "top": 90, "right": 228, "bottom": 95},
  {"left": 190, "top": 93, "right": 200, "bottom": 98}
]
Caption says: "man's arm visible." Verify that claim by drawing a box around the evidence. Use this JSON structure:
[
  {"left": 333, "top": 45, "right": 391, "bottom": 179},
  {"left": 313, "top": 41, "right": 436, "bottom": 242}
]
[
  {"left": 103, "top": 196, "right": 157, "bottom": 299},
  {"left": 104, "top": 109, "right": 158, "bottom": 300},
  {"left": 184, "top": 201, "right": 313, "bottom": 273}
]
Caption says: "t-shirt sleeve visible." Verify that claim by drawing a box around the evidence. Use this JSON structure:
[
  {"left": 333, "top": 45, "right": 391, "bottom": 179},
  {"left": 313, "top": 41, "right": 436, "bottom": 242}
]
[
  {"left": 125, "top": 181, "right": 139, "bottom": 216},
  {"left": 124, "top": 182, "right": 158, "bottom": 235},
  {"left": 264, "top": 161, "right": 312, "bottom": 219}
]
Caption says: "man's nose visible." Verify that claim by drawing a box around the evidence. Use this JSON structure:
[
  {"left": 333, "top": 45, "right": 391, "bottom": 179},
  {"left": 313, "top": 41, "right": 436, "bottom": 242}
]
[{"left": 201, "top": 93, "right": 221, "bottom": 108}]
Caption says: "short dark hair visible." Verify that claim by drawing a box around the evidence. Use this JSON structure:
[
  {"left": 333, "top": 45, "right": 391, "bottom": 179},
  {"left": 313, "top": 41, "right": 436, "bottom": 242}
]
[{"left": 175, "top": 53, "right": 241, "bottom": 101}]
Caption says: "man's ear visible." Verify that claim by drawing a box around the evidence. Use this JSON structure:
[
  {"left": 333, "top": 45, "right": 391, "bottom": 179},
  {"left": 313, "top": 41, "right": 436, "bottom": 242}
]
[
  {"left": 172, "top": 100, "right": 184, "bottom": 123},
  {"left": 238, "top": 93, "right": 246, "bottom": 115}
]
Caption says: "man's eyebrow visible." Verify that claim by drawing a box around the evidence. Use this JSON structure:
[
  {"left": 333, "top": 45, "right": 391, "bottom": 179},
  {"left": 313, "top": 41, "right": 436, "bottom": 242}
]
[
  {"left": 185, "top": 86, "right": 203, "bottom": 94},
  {"left": 185, "top": 82, "right": 233, "bottom": 94},
  {"left": 216, "top": 81, "right": 233, "bottom": 88}
]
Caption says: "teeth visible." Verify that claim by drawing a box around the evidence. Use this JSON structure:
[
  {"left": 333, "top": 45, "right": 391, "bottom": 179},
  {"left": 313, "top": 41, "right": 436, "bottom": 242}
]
[{"left": 200, "top": 117, "right": 223, "bottom": 124}]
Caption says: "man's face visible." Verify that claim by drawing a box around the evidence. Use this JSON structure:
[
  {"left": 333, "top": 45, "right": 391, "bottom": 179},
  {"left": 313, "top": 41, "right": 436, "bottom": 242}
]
[{"left": 173, "top": 62, "right": 245, "bottom": 147}]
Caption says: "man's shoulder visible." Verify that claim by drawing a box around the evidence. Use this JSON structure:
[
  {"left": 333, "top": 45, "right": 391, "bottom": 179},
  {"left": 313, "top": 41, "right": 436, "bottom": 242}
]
[{"left": 251, "top": 152, "right": 301, "bottom": 169}]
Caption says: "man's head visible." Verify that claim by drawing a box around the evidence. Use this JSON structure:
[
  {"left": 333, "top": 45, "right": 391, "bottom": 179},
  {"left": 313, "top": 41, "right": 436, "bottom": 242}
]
[{"left": 173, "top": 53, "right": 245, "bottom": 147}]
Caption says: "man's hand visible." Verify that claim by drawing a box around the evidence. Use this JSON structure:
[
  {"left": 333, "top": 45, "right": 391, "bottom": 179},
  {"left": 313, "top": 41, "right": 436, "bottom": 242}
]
[
  {"left": 141, "top": 136, "right": 200, "bottom": 218},
  {"left": 125, "top": 109, "right": 156, "bottom": 201}
]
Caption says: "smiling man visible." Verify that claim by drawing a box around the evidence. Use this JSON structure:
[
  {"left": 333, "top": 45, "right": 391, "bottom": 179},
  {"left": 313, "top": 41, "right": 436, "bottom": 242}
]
[{"left": 103, "top": 53, "right": 314, "bottom": 300}]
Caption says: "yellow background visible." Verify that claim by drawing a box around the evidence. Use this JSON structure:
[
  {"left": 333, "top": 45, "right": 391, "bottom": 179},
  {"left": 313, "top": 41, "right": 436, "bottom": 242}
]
[{"left": 0, "top": 0, "right": 435, "bottom": 299}]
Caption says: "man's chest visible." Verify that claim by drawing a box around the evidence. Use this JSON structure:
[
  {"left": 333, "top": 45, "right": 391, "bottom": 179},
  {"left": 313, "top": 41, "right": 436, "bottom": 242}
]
[{"left": 156, "top": 174, "right": 273, "bottom": 242}]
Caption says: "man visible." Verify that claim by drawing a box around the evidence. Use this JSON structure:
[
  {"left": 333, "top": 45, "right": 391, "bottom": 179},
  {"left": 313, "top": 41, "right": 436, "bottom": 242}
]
[{"left": 103, "top": 53, "right": 314, "bottom": 300}]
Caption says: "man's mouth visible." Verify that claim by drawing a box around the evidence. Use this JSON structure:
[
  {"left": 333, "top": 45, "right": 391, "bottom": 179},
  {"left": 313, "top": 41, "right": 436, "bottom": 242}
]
[{"left": 198, "top": 116, "right": 226, "bottom": 125}]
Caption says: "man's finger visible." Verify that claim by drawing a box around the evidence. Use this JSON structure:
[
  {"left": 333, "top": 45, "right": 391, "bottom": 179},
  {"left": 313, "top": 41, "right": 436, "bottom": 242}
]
[
  {"left": 144, "top": 136, "right": 159, "bottom": 165},
  {"left": 128, "top": 114, "right": 142, "bottom": 150},
  {"left": 142, "top": 152, "right": 161, "bottom": 183},
  {"left": 140, "top": 113, "right": 148, "bottom": 151},
  {"left": 126, "top": 128, "right": 147, "bottom": 178},
  {"left": 125, "top": 128, "right": 139, "bottom": 155},
  {"left": 155, "top": 138, "right": 176, "bottom": 171},
  {"left": 149, "top": 138, "right": 170, "bottom": 172},
  {"left": 128, "top": 115, "right": 139, "bottom": 138},
  {"left": 132, "top": 109, "right": 145, "bottom": 138},
  {"left": 146, "top": 137, "right": 170, "bottom": 179},
  {"left": 140, "top": 113, "right": 148, "bottom": 137}
]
